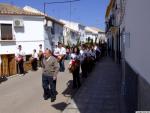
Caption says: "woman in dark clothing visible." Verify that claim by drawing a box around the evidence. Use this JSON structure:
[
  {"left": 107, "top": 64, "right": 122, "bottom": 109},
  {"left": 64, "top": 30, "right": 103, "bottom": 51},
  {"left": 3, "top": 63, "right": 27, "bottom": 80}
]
[{"left": 70, "top": 46, "right": 81, "bottom": 89}]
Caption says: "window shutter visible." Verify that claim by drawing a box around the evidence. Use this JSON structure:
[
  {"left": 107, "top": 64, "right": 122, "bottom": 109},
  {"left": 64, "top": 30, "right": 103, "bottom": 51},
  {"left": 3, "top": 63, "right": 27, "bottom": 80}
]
[{"left": 1, "top": 24, "right": 13, "bottom": 40}]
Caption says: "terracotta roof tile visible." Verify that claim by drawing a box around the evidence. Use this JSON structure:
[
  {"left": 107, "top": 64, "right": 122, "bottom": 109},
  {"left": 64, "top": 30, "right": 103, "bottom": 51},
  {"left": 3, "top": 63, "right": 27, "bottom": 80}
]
[{"left": 0, "top": 3, "right": 44, "bottom": 16}]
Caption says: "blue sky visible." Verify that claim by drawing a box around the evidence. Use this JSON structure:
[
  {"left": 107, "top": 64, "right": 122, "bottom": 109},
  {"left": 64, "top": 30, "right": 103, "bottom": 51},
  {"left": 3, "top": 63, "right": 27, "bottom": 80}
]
[{"left": 0, "top": 0, "right": 109, "bottom": 30}]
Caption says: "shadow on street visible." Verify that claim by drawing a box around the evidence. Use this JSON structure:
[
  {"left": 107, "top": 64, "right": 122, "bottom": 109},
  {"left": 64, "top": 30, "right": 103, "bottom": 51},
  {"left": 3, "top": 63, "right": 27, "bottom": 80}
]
[
  {"left": 63, "top": 56, "right": 123, "bottom": 113},
  {"left": 52, "top": 102, "right": 69, "bottom": 111}
]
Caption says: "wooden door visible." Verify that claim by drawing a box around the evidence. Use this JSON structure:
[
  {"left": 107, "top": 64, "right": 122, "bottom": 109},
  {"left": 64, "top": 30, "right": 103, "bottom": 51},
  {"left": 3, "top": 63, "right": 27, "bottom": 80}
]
[
  {"left": 0, "top": 62, "right": 2, "bottom": 77},
  {"left": 1, "top": 54, "right": 16, "bottom": 76},
  {"left": 8, "top": 55, "right": 16, "bottom": 76},
  {"left": 1, "top": 55, "right": 9, "bottom": 76}
]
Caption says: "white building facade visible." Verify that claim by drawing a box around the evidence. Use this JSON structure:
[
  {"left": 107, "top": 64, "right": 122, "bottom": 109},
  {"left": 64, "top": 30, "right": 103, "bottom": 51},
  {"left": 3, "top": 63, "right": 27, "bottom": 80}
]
[
  {"left": 24, "top": 6, "right": 64, "bottom": 50},
  {"left": 121, "top": 0, "right": 150, "bottom": 111},
  {"left": 0, "top": 15, "right": 45, "bottom": 55},
  {"left": 60, "top": 19, "right": 86, "bottom": 45},
  {"left": 85, "top": 27, "right": 106, "bottom": 44},
  {"left": 0, "top": 4, "right": 64, "bottom": 76},
  {"left": 63, "top": 26, "right": 80, "bottom": 46},
  {"left": 44, "top": 16, "right": 64, "bottom": 51},
  {"left": 106, "top": 0, "right": 150, "bottom": 112}
]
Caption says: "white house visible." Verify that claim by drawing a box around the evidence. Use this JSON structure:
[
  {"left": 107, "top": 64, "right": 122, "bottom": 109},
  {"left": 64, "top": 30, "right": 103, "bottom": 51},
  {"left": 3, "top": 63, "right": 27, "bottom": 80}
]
[
  {"left": 105, "top": 0, "right": 122, "bottom": 63},
  {"left": 90, "top": 27, "right": 106, "bottom": 44},
  {"left": 120, "top": 0, "right": 150, "bottom": 111},
  {"left": 0, "top": 3, "right": 45, "bottom": 76},
  {"left": 106, "top": 0, "right": 150, "bottom": 112},
  {"left": 23, "top": 6, "right": 64, "bottom": 50},
  {"left": 0, "top": 4, "right": 64, "bottom": 76},
  {"left": 60, "top": 19, "right": 86, "bottom": 44},
  {"left": 85, "top": 26, "right": 106, "bottom": 43},
  {"left": 63, "top": 26, "right": 80, "bottom": 46}
]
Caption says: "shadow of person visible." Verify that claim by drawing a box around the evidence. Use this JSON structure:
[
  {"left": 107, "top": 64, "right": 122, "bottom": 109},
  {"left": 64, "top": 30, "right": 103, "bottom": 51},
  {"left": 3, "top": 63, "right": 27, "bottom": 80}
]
[
  {"left": 62, "top": 80, "right": 78, "bottom": 98},
  {"left": 52, "top": 102, "right": 69, "bottom": 111}
]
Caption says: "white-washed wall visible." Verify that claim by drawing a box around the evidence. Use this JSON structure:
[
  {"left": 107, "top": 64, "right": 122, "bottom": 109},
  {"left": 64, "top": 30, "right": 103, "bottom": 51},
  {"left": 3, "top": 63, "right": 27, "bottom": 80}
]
[
  {"left": 124, "top": 0, "right": 150, "bottom": 81},
  {"left": 53, "top": 23, "right": 63, "bottom": 44},
  {"left": 0, "top": 15, "right": 45, "bottom": 55}
]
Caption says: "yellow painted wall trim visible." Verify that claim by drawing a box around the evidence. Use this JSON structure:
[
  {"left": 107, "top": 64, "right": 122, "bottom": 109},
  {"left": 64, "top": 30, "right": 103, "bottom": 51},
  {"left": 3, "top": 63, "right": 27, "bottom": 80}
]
[{"left": 105, "top": 0, "right": 115, "bottom": 18}]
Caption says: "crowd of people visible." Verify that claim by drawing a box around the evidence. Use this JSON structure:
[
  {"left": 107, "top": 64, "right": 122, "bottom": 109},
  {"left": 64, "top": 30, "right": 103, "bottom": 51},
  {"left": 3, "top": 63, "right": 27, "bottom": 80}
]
[
  {"left": 15, "top": 42, "right": 103, "bottom": 102},
  {"left": 67, "top": 43, "right": 101, "bottom": 89}
]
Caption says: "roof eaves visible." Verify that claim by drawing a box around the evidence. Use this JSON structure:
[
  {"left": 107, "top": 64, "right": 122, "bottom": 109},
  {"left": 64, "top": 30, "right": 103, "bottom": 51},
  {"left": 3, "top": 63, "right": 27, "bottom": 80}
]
[
  {"left": 105, "top": 0, "right": 115, "bottom": 18},
  {"left": 65, "top": 26, "right": 79, "bottom": 33},
  {"left": 45, "top": 16, "right": 64, "bottom": 25},
  {"left": 0, "top": 3, "right": 44, "bottom": 16}
]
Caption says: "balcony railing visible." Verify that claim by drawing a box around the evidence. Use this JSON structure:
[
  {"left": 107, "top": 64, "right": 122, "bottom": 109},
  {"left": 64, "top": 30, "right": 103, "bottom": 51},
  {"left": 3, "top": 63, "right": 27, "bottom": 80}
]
[{"left": 105, "top": 16, "right": 115, "bottom": 33}]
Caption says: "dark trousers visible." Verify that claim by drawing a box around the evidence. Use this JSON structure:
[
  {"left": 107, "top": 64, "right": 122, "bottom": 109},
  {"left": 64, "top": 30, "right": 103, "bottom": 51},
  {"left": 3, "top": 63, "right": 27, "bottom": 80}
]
[
  {"left": 42, "top": 74, "right": 56, "bottom": 99},
  {"left": 31, "top": 58, "right": 37, "bottom": 71},
  {"left": 39, "top": 57, "right": 43, "bottom": 67},
  {"left": 17, "top": 60, "right": 24, "bottom": 74},
  {"left": 96, "top": 51, "right": 100, "bottom": 61},
  {"left": 72, "top": 66, "right": 81, "bottom": 88},
  {"left": 59, "top": 60, "right": 65, "bottom": 72},
  {"left": 81, "top": 62, "right": 87, "bottom": 78},
  {"left": 87, "top": 59, "right": 92, "bottom": 73}
]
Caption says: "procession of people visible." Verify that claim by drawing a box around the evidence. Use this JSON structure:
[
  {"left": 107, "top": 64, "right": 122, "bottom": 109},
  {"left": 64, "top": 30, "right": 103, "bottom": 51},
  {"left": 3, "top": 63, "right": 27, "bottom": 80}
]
[{"left": 15, "top": 41, "right": 104, "bottom": 102}]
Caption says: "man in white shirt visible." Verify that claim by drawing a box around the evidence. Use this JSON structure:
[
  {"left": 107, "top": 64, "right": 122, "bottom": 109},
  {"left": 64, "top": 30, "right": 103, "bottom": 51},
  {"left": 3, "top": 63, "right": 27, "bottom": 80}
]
[
  {"left": 58, "top": 42, "right": 66, "bottom": 72},
  {"left": 38, "top": 44, "right": 44, "bottom": 68},
  {"left": 53, "top": 45, "right": 60, "bottom": 57},
  {"left": 15, "top": 45, "right": 25, "bottom": 76},
  {"left": 31, "top": 49, "right": 38, "bottom": 71}
]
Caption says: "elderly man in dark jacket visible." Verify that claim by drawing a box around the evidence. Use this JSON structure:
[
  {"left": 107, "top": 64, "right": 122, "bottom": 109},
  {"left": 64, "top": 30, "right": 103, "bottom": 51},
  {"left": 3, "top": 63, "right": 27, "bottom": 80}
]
[{"left": 42, "top": 49, "right": 59, "bottom": 102}]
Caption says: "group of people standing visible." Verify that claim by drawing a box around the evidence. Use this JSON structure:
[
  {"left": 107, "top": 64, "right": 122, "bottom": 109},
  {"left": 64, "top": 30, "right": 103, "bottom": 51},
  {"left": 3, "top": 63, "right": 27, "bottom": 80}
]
[
  {"left": 15, "top": 42, "right": 102, "bottom": 102},
  {"left": 15, "top": 44, "right": 43, "bottom": 76},
  {"left": 68, "top": 44, "right": 101, "bottom": 89}
]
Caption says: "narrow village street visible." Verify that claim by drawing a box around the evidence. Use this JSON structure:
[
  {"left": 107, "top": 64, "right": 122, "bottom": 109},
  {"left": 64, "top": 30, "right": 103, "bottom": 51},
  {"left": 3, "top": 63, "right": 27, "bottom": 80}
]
[
  {"left": 63, "top": 57, "right": 122, "bottom": 113},
  {"left": 0, "top": 57, "right": 123, "bottom": 113},
  {"left": 0, "top": 0, "right": 150, "bottom": 113},
  {"left": 0, "top": 60, "right": 74, "bottom": 113}
]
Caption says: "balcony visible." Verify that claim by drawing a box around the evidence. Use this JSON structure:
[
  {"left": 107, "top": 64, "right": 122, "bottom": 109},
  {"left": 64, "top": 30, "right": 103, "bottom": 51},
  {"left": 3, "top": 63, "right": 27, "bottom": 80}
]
[
  {"left": 105, "top": 20, "right": 114, "bottom": 33},
  {"left": 105, "top": 13, "right": 119, "bottom": 33}
]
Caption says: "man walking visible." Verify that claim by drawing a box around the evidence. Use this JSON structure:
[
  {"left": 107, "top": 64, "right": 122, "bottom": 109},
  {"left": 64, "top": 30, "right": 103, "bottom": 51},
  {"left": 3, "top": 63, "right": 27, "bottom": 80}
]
[{"left": 42, "top": 49, "right": 59, "bottom": 102}]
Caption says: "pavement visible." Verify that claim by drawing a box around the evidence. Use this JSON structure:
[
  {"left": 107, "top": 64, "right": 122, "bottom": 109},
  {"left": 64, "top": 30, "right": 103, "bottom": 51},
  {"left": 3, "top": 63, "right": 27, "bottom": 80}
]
[
  {"left": 0, "top": 60, "right": 74, "bottom": 113},
  {"left": 0, "top": 57, "right": 123, "bottom": 113},
  {"left": 62, "top": 57, "right": 122, "bottom": 113}
]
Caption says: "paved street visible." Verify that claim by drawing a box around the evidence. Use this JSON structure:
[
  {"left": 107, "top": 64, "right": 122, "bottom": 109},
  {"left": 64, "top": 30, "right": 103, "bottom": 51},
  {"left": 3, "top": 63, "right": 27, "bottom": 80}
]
[
  {"left": 0, "top": 60, "right": 74, "bottom": 113},
  {"left": 63, "top": 57, "right": 122, "bottom": 113},
  {"left": 0, "top": 57, "right": 123, "bottom": 113}
]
